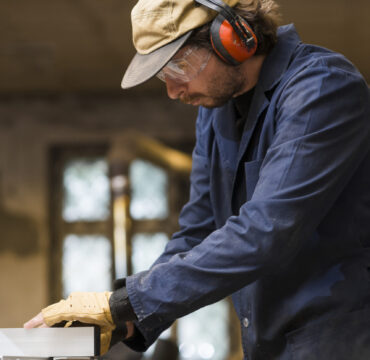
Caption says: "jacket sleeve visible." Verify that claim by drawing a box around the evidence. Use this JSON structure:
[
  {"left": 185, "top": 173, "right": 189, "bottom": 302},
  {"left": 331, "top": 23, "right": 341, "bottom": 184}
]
[{"left": 126, "top": 64, "right": 370, "bottom": 346}]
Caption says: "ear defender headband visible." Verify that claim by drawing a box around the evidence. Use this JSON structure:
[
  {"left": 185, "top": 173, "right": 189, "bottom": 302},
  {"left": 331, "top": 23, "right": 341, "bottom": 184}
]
[{"left": 194, "top": 0, "right": 258, "bottom": 65}]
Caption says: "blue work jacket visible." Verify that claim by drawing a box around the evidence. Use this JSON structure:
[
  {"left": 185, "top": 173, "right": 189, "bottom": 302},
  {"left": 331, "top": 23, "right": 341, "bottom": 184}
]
[{"left": 126, "top": 25, "right": 370, "bottom": 359}]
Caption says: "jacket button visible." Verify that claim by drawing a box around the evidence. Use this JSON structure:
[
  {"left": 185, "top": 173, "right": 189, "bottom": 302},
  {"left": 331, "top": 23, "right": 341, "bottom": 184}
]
[{"left": 243, "top": 317, "right": 250, "bottom": 328}]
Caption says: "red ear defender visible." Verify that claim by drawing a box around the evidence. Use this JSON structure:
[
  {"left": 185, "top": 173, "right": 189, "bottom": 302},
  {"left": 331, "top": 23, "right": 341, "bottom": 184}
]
[{"left": 210, "top": 14, "right": 258, "bottom": 65}]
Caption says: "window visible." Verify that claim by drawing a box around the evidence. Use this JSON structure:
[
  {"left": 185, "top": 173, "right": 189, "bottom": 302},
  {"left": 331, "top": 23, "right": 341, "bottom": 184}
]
[
  {"left": 131, "top": 232, "right": 169, "bottom": 274},
  {"left": 62, "top": 234, "right": 112, "bottom": 298},
  {"left": 62, "top": 158, "right": 110, "bottom": 222},
  {"left": 178, "top": 302, "right": 229, "bottom": 360},
  {"left": 130, "top": 159, "right": 168, "bottom": 220},
  {"left": 49, "top": 146, "right": 113, "bottom": 302}
]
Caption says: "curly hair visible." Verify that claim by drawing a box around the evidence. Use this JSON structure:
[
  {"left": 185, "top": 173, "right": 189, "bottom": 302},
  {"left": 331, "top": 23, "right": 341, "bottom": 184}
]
[{"left": 186, "top": 0, "right": 282, "bottom": 56}]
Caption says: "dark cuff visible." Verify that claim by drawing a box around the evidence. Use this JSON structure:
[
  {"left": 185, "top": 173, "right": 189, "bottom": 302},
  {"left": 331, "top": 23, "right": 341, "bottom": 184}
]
[
  {"left": 110, "top": 284, "right": 137, "bottom": 325},
  {"left": 123, "top": 326, "right": 147, "bottom": 352},
  {"left": 109, "top": 278, "right": 147, "bottom": 352}
]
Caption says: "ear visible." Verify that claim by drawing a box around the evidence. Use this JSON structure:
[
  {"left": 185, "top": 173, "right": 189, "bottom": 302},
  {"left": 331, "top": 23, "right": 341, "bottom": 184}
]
[{"left": 210, "top": 14, "right": 257, "bottom": 65}]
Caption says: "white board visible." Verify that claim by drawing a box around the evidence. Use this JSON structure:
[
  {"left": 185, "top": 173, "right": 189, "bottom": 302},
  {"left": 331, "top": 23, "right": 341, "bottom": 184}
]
[{"left": 0, "top": 328, "right": 96, "bottom": 357}]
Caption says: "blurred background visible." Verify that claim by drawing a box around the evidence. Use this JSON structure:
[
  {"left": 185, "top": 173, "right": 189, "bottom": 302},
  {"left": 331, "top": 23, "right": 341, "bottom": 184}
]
[{"left": 0, "top": 1, "right": 369, "bottom": 359}]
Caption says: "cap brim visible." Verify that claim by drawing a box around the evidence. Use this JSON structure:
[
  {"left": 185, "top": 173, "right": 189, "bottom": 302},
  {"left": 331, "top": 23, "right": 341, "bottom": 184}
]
[{"left": 121, "top": 31, "right": 193, "bottom": 89}]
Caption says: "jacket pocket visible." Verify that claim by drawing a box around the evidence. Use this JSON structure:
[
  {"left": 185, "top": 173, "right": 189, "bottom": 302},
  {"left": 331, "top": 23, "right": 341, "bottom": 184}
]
[
  {"left": 244, "top": 159, "right": 263, "bottom": 201},
  {"left": 286, "top": 307, "right": 370, "bottom": 360}
]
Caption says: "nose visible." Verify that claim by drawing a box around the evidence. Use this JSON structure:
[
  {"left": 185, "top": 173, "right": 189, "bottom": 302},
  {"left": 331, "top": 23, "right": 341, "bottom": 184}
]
[{"left": 165, "top": 78, "right": 187, "bottom": 100}]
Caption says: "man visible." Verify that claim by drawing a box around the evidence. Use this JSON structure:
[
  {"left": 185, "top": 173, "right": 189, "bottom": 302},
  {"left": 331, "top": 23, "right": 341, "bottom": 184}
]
[{"left": 25, "top": 0, "right": 370, "bottom": 359}]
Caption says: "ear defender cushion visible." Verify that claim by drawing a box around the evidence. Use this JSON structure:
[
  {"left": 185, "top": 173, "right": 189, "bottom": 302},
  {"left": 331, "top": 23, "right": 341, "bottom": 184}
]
[{"left": 210, "top": 14, "right": 258, "bottom": 65}]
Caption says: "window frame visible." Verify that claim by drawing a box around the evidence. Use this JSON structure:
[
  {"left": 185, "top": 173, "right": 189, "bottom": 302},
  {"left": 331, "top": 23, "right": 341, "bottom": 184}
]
[{"left": 48, "top": 143, "right": 113, "bottom": 303}]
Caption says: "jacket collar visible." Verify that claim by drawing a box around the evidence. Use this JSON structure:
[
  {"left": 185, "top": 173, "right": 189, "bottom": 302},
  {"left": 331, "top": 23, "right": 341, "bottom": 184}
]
[{"left": 258, "top": 24, "right": 301, "bottom": 92}]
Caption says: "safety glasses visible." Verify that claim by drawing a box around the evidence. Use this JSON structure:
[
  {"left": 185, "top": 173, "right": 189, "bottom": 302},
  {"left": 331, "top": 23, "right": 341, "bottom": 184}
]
[{"left": 156, "top": 46, "right": 211, "bottom": 83}]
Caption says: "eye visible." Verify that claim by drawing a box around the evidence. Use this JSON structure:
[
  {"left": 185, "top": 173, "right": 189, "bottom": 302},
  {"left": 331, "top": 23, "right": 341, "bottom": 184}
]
[{"left": 170, "top": 59, "right": 189, "bottom": 74}]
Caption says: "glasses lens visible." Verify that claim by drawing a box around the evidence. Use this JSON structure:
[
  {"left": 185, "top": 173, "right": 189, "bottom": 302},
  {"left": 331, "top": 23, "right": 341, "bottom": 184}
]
[
  {"left": 156, "top": 69, "right": 166, "bottom": 82},
  {"left": 156, "top": 46, "right": 211, "bottom": 83}
]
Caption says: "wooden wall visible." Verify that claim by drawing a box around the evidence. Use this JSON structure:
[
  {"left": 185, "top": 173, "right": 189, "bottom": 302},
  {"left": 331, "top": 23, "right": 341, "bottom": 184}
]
[{"left": 0, "top": 0, "right": 369, "bottom": 94}]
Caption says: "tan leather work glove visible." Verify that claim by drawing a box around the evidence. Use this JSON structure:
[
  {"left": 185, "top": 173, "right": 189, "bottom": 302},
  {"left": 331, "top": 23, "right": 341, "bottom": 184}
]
[{"left": 26, "top": 292, "right": 115, "bottom": 355}]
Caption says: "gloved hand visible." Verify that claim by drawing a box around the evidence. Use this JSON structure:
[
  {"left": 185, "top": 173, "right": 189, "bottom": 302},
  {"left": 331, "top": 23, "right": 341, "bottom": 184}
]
[{"left": 24, "top": 292, "right": 115, "bottom": 355}]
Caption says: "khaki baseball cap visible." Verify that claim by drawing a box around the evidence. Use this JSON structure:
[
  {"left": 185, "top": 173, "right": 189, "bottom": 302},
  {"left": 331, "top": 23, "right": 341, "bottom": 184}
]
[{"left": 121, "top": 0, "right": 239, "bottom": 89}]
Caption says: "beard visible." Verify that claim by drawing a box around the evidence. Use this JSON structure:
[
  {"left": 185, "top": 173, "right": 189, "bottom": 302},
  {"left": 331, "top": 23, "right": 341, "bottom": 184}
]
[{"left": 181, "top": 63, "right": 247, "bottom": 108}]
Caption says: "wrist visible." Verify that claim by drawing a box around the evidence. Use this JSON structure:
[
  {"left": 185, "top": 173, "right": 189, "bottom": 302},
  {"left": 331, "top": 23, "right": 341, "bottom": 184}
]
[{"left": 125, "top": 321, "right": 135, "bottom": 339}]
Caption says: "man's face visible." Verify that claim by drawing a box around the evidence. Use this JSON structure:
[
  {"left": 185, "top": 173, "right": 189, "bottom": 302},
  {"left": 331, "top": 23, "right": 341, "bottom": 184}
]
[{"left": 158, "top": 46, "right": 248, "bottom": 108}]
